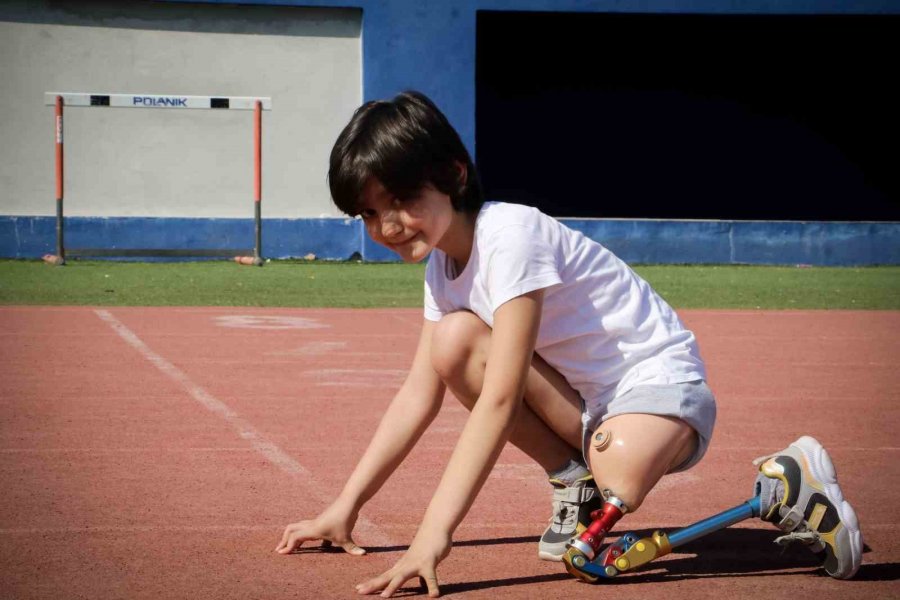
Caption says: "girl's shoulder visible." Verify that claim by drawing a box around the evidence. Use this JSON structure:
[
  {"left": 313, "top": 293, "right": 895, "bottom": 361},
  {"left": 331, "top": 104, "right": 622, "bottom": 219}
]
[{"left": 476, "top": 201, "right": 546, "bottom": 235}]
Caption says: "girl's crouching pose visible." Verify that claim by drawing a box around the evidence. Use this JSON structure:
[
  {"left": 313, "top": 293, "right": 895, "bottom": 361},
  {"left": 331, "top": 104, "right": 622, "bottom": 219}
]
[{"left": 276, "top": 91, "right": 861, "bottom": 597}]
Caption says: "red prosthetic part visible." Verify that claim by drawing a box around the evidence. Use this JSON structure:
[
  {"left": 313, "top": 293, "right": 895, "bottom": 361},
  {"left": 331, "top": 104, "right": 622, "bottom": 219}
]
[{"left": 576, "top": 501, "right": 624, "bottom": 555}]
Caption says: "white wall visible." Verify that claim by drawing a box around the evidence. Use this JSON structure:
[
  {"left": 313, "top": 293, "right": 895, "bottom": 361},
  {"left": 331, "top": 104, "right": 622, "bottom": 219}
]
[{"left": 0, "top": 1, "right": 361, "bottom": 218}]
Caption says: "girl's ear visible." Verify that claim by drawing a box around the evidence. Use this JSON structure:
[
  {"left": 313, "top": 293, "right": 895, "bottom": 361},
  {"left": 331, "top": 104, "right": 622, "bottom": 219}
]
[{"left": 455, "top": 161, "right": 468, "bottom": 187}]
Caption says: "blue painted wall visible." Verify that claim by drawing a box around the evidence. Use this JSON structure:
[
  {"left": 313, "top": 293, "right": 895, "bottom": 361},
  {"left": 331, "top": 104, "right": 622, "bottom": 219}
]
[
  {"left": 176, "top": 0, "right": 900, "bottom": 157},
  {"left": 3, "top": 216, "right": 897, "bottom": 266},
  {"left": 6, "top": 1, "right": 896, "bottom": 264}
]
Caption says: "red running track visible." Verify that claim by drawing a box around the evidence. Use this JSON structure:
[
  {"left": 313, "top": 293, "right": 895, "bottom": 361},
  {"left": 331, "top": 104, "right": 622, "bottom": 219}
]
[{"left": 1, "top": 307, "right": 898, "bottom": 599}]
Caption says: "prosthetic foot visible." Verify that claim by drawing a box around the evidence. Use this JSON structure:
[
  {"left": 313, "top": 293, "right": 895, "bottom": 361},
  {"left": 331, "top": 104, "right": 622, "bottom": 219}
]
[
  {"left": 564, "top": 437, "right": 862, "bottom": 582},
  {"left": 563, "top": 496, "right": 762, "bottom": 582}
]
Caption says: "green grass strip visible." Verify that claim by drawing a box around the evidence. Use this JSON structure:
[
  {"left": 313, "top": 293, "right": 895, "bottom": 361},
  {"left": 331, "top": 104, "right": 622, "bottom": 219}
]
[
  {"left": 0, "top": 259, "right": 898, "bottom": 309},
  {"left": 635, "top": 265, "right": 900, "bottom": 309}
]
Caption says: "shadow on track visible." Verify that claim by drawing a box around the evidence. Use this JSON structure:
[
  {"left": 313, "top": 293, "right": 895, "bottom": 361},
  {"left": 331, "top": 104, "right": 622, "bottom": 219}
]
[
  {"left": 291, "top": 528, "right": 894, "bottom": 595},
  {"left": 336, "top": 534, "right": 540, "bottom": 555}
]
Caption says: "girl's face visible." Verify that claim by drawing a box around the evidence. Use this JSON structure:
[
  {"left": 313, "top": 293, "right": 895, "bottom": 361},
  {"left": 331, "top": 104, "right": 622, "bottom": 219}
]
[{"left": 357, "top": 177, "right": 455, "bottom": 264}]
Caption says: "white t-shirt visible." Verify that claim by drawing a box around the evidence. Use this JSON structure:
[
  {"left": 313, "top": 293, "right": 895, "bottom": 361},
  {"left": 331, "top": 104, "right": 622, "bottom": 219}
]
[{"left": 424, "top": 202, "right": 706, "bottom": 410}]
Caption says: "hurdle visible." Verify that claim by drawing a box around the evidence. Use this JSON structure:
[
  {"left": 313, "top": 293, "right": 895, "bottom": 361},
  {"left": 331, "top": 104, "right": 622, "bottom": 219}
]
[{"left": 42, "top": 92, "right": 272, "bottom": 266}]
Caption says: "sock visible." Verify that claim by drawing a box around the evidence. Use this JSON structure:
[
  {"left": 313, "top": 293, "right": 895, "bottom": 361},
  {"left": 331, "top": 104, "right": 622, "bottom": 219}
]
[{"left": 547, "top": 458, "right": 591, "bottom": 487}]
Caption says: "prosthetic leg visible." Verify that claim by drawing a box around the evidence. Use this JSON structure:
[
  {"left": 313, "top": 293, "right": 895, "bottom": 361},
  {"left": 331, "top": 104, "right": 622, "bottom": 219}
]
[{"left": 563, "top": 494, "right": 762, "bottom": 582}]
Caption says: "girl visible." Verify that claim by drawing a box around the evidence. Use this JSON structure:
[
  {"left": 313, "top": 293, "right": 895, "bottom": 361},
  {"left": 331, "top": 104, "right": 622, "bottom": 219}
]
[{"left": 276, "top": 91, "right": 860, "bottom": 596}]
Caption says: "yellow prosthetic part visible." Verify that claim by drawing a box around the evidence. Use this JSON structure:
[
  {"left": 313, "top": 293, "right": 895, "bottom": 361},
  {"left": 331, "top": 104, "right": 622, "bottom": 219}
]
[{"left": 613, "top": 531, "right": 673, "bottom": 572}]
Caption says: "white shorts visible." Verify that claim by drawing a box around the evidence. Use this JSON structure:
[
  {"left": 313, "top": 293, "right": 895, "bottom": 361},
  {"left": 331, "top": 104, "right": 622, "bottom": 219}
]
[{"left": 581, "top": 379, "right": 717, "bottom": 473}]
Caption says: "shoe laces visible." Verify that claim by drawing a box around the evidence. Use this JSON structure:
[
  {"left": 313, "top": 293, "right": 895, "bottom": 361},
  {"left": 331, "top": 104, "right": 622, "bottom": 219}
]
[
  {"left": 774, "top": 529, "right": 821, "bottom": 547},
  {"left": 549, "top": 501, "right": 578, "bottom": 531}
]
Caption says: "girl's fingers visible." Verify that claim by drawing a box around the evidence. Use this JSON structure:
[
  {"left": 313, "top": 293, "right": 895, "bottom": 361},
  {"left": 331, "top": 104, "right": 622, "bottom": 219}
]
[
  {"left": 358, "top": 568, "right": 435, "bottom": 598},
  {"left": 276, "top": 535, "right": 296, "bottom": 554},
  {"left": 340, "top": 539, "right": 366, "bottom": 556},
  {"left": 379, "top": 574, "right": 406, "bottom": 598},
  {"left": 277, "top": 531, "right": 311, "bottom": 554},
  {"left": 276, "top": 523, "right": 302, "bottom": 552},
  {"left": 421, "top": 572, "right": 440, "bottom": 598},
  {"left": 277, "top": 525, "right": 358, "bottom": 556},
  {"left": 356, "top": 572, "right": 391, "bottom": 595},
  {"left": 275, "top": 526, "right": 291, "bottom": 551}
]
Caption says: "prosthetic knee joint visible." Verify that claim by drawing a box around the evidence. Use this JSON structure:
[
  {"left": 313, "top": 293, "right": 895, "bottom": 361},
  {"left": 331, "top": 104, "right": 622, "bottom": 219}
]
[{"left": 568, "top": 493, "right": 628, "bottom": 561}]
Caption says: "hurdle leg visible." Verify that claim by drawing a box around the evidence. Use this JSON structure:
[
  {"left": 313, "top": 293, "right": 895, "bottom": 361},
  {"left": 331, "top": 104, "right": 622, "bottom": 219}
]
[
  {"left": 237, "top": 99, "right": 264, "bottom": 266},
  {"left": 44, "top": 95, "right": 66, "bottom": 265}
]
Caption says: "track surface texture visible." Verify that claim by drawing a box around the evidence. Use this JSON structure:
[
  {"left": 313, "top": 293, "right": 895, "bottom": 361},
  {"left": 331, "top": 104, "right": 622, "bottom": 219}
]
[{"left": 1, "top": 307, "right": 898, "bottom": 599}]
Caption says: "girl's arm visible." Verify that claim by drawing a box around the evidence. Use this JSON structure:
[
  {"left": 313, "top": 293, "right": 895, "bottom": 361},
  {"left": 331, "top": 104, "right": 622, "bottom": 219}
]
[
  {"left": 356, "top": 289, "right": 544, "bottom": 597},
  {"left": 277, "top": 319, "right": 446, "bottom": 555},
  {"left": 336, "top": 318, "right": 446, "bottom": 511}
]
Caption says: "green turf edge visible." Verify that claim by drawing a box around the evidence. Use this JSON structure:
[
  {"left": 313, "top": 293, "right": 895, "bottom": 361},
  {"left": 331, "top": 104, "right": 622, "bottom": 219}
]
[{"left": 0, "top": 259, "right": 898, "bottom": 310}]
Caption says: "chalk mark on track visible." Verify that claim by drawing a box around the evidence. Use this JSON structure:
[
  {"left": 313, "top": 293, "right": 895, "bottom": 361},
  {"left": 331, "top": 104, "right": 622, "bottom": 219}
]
[{"left": 93, "top": 309, "right": 395, "bottom": 547}]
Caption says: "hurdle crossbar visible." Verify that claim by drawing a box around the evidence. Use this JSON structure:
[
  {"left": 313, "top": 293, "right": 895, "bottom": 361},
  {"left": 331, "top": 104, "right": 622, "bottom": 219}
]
[
  {"left": 43, "top": 92, "right": 272, "bottom": 266},
  {"left": 44, "top": 92, "right": 272, "bottom": 111}
]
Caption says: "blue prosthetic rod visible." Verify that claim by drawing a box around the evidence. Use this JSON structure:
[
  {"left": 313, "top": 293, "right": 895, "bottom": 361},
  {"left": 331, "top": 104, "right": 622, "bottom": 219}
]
[{"left": 564, "top": 496, "right": 762, "bottom": 582}]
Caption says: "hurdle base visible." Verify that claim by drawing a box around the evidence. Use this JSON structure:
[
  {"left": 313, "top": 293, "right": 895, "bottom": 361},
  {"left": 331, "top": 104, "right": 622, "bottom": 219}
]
[
  {"left": 42, "top": 254, "right": 65, "bottom": 266},
  {"left": 234, "top": 255, "right": 264, "bottom": 267}
]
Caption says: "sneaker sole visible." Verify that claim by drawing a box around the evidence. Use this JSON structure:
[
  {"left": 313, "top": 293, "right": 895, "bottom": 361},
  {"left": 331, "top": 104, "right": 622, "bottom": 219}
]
[
  {"left": 539, "top": 520, "right": 589, "bottom": 562},
  {"left": 791, "top": 436, "right": 863, "bottom": 579}
]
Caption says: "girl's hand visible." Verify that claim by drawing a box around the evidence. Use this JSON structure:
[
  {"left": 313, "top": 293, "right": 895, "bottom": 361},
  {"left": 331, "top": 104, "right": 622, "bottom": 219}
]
[
  {"left": 275, "top": 502, "right": 365, "bottom": 556},
  {"left": 355, "top": 528, "right": 451, "bottom": 598}
]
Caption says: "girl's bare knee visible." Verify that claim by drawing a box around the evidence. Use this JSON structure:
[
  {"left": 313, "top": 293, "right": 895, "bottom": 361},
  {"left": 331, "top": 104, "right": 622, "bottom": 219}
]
[{"left": 430, "top": 311, "right": 489, "bottom": 382}]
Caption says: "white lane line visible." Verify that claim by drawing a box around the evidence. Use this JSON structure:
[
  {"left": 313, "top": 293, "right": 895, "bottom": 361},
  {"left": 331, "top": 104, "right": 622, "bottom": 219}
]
[
  {"left": 214, "top": 315, "right": 329, "bottom": 330},
  {"left": 93, "top": 309, "right": 394, "bottom": 546}
]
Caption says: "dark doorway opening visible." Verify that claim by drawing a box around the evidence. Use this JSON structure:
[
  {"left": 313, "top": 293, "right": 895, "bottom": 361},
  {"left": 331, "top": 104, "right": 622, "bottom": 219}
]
[{"left": 476, "top": 11, "right": 899, "bottom": 220}]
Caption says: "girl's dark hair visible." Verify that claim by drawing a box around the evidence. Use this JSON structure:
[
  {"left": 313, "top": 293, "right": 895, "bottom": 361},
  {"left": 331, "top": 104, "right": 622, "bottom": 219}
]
[{"left": 328, "top": 91, "right": 484, "bottom": 215}]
